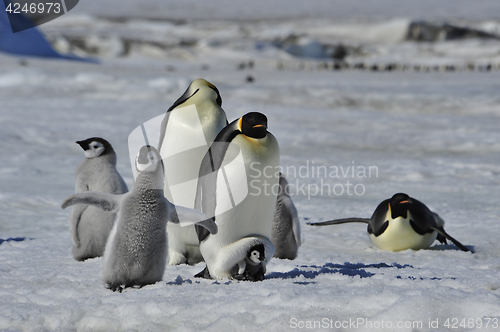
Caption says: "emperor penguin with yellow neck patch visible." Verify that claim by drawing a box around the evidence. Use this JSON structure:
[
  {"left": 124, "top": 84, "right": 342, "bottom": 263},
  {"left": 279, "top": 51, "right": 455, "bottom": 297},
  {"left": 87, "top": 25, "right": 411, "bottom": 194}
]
[
  {"left": 158, "top": 79, "right": 227, "bottom": 265},
  {"left": 308, "top": 193, "right": 473, "bottom": 253},
  {"left": 194, "top": 112, "right": 280, "bottom": 281}
]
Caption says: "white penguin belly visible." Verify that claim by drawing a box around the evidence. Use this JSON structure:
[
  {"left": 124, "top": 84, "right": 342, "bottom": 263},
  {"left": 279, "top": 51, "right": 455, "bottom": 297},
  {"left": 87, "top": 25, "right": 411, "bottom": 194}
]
[
  {"left": 161, "top": 103, "right": 226, "bottom": 265},
  {"left": 369, "top": 217, "right": 437, "bottom": 251},
  {"left": 210, "top": 134, "right": 280, "bottom": 245},
  {"left": 160, "top": 105, "right": 214, "bottom": 208}
]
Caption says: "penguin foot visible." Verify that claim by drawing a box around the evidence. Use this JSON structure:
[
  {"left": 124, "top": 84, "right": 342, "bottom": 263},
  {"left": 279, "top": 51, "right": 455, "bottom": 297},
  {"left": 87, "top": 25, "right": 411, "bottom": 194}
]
[
  {"left": 106, "top": 284, "right": 124, "bottom": 293},
  {"left": 194, "top": 266, "right": 212, "bottom": 279}
]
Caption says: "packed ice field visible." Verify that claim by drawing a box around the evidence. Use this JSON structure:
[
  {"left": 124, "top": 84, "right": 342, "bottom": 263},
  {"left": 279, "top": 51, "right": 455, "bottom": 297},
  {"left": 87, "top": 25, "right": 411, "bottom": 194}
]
[{"left": 1, "top": 1, "right": 500, "bottom": 331}]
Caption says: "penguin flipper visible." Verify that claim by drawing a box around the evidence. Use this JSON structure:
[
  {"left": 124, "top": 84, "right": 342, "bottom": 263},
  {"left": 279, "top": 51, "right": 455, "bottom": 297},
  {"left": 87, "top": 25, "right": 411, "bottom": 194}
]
[
  {"left": 157, "top": 111, "right": 171, "bottom": 151},
  {"left": 431, "top": 226, "right": 474, "bottom": 253},
  {"left": 69, "top": 204, "right": 86, "bottom": 247},
  {"left": 237, "top": 260, "right": 246, "bottom": 275},
  {"left": 283, "top": 194, "right": 301, "bottom": 247},
  {"left": 170, "top": 205, "right": 218, "bottom": 235},
  {"left": 292, "top": 209, "right": 301, "bottom": 247},
  {"left": 307, "top": 218, "right": 370, "bottom": 226},
  {"left": 194, "top": 266, "right": 212, "bottom": 279},
  {"left": 61, "top": 192, "right": 122, "bottom": 213}
]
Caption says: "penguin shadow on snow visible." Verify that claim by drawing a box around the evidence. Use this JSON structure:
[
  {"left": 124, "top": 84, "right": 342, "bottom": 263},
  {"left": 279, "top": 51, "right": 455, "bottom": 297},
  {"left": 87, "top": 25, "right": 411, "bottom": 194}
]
[
  {"left": 166, "top": 275, "right": 198, "bottom": 285},
  {"left": 0, "top": 237, "right": 33, "bottom": 245},
  {"left": 266, "top": 262, "right": 414, "bottom": 283}
]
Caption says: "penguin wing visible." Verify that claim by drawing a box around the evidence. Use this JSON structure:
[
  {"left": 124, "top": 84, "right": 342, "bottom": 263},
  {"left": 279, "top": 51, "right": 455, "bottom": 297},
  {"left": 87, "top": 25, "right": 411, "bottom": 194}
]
[
  {"left": 276, "top": 174, "right": 301, "bottom": 246},
  {"left": 307, "top": 218, "right": 371, "bottom": 226},
  {"left": 169, "top": 203, "right": 218, "bottom": 235},
  {"left": 430, "top": 226, "right": 473, "bottom": 253},
  {"left": 281, "top": 196, "right": 301, "bottom": 247},
  {"left": 157, "top": 111, "right": 171, "bottom": 152},
  {"left": 194, "top": 119, "right": 240, "bottom": 215},
  {"left": 193, "top": 148, "right": 220, "bottom": 243},
  {"left": 194, "top": 119, "right": 240, "bottom": 242},
  {"left": 429, "top": 213, "right": 473, "bottom": 253},
  {"left": 61, "top": 192, "right": 122, "bottom": 213},
  {"left": 68, "top": 204, "right": 87, "bottom": 247},
  {"left": 291, "top": 205, "right": 301, "bottom": 247}
]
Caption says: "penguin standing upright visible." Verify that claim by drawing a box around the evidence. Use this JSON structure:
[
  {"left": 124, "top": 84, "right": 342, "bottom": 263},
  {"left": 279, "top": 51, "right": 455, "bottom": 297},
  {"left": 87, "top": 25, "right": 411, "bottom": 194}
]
[
  {"left": 69, "top": 137, "right": 128, "bottom": 261},
  {"left": 61, "top": 146, "right": 217, "bottom": 292},
  {"left": 308, "top": 193, "right": 473, "bottom": 252},
  {"left": 158, "top": 78, "right": 227, "bottom": 265},
  {"left": 194, "top": 112, "right": 280, "bottom": 281},
  {"left": 271, "top": 173, "right": 301, "bottom": 260}
]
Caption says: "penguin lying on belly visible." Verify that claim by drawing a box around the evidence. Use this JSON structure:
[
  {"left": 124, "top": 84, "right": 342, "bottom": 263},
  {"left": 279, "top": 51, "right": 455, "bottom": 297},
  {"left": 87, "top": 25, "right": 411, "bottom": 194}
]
[
  {"left": 308, "top": 193, "right": 473, "bottom": 253},
  {"left": 194, "top": 112, "right": 280, "bottom": 281}
]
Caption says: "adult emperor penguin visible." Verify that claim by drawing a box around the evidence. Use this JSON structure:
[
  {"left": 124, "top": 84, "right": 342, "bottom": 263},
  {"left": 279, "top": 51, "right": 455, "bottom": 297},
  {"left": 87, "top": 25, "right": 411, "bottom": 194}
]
[
  {"left": 157, "top": 78, "right": 227, "bottom": 266},
  {"left": 61, "top": 146, "right": 217, "bottom": 292},
  {"left": 271, "top": 173, "right": 301, "bottom": 260},
  {"left": 69, "top": 137, "right": 128, "bottom": 261},
  {"left": 308, "top": 193, "right": 473, "bottom": 252},
  {"left": 194, "top": 112, "right": 280, "bottom": 281}
]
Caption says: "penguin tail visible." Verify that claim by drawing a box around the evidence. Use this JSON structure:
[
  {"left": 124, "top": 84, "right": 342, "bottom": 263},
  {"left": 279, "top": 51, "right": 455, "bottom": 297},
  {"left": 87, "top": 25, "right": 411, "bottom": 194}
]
[
  {"left": 307, "top": 218, "right": 370, "bottom": 226},
  {"left": 432, "top": 227, "right": 474, "bottom": 253}
]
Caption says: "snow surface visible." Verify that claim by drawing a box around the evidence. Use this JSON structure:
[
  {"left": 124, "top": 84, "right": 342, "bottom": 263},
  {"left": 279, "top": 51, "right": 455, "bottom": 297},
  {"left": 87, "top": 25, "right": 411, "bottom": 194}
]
[{"left": 1, "top": 1, "right": 500, "bottom": 331}]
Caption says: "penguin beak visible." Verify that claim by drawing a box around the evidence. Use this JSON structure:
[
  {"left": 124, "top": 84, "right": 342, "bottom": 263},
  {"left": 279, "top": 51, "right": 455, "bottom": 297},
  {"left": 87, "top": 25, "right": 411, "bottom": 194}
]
[
  {"left": 76, "top": 141, "right": 88, "bottom": 151},
  {"left": 252, "top": 124, "right": 267, "bottom": 129},
  {"left": 399, "top": 200, "right": 410, "bottom": 204}
]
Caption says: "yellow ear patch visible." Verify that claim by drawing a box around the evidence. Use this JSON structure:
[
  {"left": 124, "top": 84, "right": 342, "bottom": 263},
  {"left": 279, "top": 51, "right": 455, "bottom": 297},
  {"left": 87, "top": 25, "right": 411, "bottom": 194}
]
[{"left": 237, "top": 117, "right": 243, "bottom": 132}]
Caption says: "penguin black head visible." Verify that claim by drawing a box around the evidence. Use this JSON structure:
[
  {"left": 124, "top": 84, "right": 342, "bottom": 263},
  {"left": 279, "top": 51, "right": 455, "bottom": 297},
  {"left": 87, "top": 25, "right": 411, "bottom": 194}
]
[
  {"left": 247, "top": 243, "right": 266, "bottom": 264},
  {"left": 136, "top": 145, "right": 162, "bottom": 173},
  {"left": 208, "top": 82, "right": 222, "bottom": 107},
  {"left": 167, "top": 78, "right": 222, "bottom": 112},
  {"left": 240, "top": 112, "right": 268, "bottom": 139},
  {"left": 388, "top": 193, "right": 412, "bottom": 219},
  {"left": 76, "top": 137, "right": 114, "bottom": 159}
]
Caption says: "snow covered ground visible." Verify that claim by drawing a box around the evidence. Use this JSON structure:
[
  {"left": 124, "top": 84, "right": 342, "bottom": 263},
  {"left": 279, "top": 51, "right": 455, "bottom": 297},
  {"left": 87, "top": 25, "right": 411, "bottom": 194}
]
[{"left": 1, "top": 1, "right": 500, "bottom": 331}]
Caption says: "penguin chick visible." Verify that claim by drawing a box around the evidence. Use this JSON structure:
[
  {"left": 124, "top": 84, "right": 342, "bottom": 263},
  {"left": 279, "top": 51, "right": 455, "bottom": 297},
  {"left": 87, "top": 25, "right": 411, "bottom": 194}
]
[
  {"left": 307, "top": 193, "right": 473, "bottom": 253},
  {"left": 62, "top": 145, "right": 217, "bottom": 292},
  {"left": 271, "top": 173, "right": 301, "bottom": 260},
  {"left": 69, "top": 137, "right": 128, "bottom": 261},
  {"left": 234, "top": 243, "right": 267, "bottom": 281}
]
